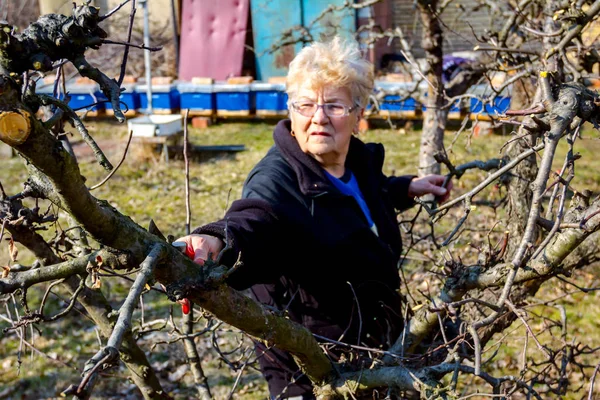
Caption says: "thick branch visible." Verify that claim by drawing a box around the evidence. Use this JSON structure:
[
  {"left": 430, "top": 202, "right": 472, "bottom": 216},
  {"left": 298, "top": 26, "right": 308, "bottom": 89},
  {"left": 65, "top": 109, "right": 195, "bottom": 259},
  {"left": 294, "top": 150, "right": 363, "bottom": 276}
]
[
  {"left": 0, "top": 249, "right": 125, "bottom": 294},
  {"left": 182, "top": 284, "right": 335, "bottom": 385}
]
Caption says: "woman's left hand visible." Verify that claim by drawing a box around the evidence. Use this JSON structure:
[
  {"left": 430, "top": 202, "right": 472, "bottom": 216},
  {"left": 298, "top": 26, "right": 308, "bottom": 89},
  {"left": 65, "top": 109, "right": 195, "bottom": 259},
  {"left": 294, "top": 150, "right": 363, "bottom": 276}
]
[{"left": 408, "top": 174, "right": 453, "bottom": 203}]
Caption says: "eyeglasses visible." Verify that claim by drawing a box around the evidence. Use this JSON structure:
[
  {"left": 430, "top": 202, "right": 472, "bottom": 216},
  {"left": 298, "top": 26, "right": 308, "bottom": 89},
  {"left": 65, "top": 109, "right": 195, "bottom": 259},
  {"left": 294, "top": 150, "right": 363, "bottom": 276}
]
[{"left": 290, "top": 101, "right": 358, "bottom": 118}]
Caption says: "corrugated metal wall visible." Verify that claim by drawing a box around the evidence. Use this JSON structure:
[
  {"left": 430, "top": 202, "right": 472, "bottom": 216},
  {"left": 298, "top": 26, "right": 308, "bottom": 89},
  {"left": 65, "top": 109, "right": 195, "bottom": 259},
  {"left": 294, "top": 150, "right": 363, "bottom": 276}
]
[
  {"left": 250, "top": 0, "right": 355, "bottom": 81},
  {"left": 391, "top": 0, "right": 498, "bottom": 57}
]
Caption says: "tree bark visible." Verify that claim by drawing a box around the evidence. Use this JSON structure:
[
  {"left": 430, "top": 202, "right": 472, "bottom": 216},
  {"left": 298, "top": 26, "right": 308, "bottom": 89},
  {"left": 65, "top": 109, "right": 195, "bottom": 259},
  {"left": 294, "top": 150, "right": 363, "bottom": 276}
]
[{"left": 417, "top": 0, "right": 446, "bottom": 177}]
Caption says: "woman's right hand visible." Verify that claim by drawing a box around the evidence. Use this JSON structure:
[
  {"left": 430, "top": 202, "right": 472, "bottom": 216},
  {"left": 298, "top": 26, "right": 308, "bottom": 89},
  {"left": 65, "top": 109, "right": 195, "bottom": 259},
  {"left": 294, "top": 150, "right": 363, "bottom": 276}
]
[{"left": 175, "top": 234, "right": 225, "bottom": 265}]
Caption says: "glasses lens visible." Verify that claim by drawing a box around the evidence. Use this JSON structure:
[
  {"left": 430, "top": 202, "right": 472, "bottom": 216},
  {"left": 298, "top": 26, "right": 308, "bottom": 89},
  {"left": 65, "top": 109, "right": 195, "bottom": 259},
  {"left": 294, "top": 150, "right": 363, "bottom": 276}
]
[
  {"left": 294, "top": 102, "right": 316, "bottom": 117},
  {"left": 324, "top": 103, "right": 347, "bottom": 116},
  {"left": 292, "top": 102, "right": 351, "bottom": 117}
]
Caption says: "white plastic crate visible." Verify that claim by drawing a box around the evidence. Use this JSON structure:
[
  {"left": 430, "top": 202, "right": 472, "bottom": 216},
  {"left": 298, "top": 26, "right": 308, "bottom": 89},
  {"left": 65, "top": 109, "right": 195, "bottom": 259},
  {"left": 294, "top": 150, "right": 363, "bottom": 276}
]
[{"left": 128, "top": 115, "right": 183, "bottom": 137}]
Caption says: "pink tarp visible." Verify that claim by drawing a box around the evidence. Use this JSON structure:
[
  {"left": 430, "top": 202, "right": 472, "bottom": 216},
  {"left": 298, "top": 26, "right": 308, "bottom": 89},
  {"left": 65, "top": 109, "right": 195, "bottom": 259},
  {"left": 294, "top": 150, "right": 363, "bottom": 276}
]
[{"left": 179, "top": 0, "right": 249, "bottom": 80}]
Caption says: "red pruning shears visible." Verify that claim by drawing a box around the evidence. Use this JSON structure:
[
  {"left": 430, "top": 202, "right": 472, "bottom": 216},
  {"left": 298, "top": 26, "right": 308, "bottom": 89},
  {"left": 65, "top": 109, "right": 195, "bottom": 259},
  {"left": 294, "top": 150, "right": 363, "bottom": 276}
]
[{"left": 172, "top": 241, "right": 193, "bottom": 315}]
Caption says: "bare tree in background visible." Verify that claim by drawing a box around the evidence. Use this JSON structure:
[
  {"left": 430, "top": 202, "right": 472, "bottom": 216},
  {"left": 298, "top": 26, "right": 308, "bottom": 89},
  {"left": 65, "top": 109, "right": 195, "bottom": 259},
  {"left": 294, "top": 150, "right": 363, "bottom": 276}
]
[
  {"left": 1, "top": 0, "right": 600, "bottom": 399},
  {"left": 0, "top": 0, "right": 39, "bottom": 30},
  {"left": 89, "top": 9, "right": 177, "bottom": 79}
]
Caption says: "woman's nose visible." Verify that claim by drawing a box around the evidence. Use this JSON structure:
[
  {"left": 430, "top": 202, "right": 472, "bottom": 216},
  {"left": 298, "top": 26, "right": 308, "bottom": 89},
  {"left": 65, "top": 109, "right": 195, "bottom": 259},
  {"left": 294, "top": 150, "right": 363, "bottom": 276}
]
[{"left": 312, "top": 105, "right": 329, "bottom": 123}]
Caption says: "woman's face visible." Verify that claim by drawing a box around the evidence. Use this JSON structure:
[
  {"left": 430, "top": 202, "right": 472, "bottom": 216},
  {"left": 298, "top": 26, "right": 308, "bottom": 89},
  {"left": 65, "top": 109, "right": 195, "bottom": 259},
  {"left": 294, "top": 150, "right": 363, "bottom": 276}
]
[{"left": 289, "top": 85, "right": 362, "bottom": 167}]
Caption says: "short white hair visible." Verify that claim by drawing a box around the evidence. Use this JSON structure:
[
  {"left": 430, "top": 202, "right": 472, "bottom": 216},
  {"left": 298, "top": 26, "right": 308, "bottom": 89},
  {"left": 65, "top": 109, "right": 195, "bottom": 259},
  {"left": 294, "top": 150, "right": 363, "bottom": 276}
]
[{"left": 286, "top": 36, "right": 374, "bottom": 107}]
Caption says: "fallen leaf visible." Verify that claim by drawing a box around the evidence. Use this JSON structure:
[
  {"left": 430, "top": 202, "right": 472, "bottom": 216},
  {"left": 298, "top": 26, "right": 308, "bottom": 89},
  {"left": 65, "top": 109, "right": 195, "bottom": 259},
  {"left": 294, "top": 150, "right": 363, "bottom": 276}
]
[
  {"left": 1, "top": 265, "right": 9, "bottom": 278},
  {"left": 8, "top": 238, "right": 18, "bottom": 262},
  {"left": 91, "top": 277, "right": 102, "bottom": 289},
  {"left": 168, "top": 364, "right": 189, "bottom": 382}
]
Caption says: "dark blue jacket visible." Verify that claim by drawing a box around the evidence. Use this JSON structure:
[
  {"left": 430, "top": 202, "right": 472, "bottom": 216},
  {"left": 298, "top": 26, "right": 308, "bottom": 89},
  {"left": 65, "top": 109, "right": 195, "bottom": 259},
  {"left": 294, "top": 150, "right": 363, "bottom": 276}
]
[{"left": 194, "top": 119, "right": 415, "bottom": 398}]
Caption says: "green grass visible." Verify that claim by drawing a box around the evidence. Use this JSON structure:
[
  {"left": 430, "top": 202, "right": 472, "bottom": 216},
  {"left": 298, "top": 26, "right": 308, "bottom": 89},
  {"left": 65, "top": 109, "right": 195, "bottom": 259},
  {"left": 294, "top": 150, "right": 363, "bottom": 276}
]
[{"left": 2, "top": 117, "right": 600, "bottom": 398}]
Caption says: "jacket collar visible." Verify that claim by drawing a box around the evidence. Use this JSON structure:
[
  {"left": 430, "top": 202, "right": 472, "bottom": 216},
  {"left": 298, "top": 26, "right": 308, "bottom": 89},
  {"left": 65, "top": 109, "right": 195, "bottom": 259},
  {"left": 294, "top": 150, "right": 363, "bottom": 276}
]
[{"left": 273, "top": 119, "right": 382, "bottom": 197}]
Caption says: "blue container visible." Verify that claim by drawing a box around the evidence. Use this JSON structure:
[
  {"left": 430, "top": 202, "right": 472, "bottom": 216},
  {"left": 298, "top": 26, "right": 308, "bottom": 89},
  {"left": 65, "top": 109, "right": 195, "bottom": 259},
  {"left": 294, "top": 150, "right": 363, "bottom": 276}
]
[
  {"left": 214, "top": 83, "right": 253, "bottom": 116},
  {"left": 251, "top": 82, "right": 288, "bottom": 117},
  {"left": 136, "top": 83, "right": 181, "bottom": 113},
  {"left": 469, "top": 97, "right": 511, "bottom": 116},
  {"left": 177, "top": 82, "right": 215, "bottom": 116},
  {"left": 35, "top": 82, "right": 65, "bottom": 99},
  {"left": 105, "top": 83, "right": 140, "bottom": 115},
  {"left": 64, "top": 84, "right": 105, "bottom": 114},
  {"left": 421, "top": 95, "right": 463, "bottom": 119},
  {"left": 371, "top": 81, "right": 419, "bottom": 118},
  {"left": 467, "top": 84, "right": 511, "bottom": 119},
  {"left": 35, "top": 81, "right": 103, "bottom": 115}
]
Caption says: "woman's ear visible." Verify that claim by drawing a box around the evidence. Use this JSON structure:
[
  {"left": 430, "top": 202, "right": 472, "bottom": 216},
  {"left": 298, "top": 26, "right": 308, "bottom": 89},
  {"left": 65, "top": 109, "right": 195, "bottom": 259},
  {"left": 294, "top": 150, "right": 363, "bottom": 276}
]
[{"left": 354, "top": 108, "right": 365, "bottom": 134}]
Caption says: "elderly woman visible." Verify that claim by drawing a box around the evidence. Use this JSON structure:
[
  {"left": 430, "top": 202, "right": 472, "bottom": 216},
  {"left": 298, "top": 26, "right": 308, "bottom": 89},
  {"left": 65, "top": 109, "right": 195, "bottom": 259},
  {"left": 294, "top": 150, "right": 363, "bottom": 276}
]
[{"left": 180, "top": 37, "right": 450, "bottom": 399}]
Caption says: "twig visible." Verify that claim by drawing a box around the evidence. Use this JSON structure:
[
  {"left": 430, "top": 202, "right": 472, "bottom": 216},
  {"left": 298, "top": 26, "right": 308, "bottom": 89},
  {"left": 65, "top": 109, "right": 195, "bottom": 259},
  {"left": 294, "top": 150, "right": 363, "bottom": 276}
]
[
  {"left": 435, "top": 142, "right": 545, "bottom": 213},
  {"left": 0, "top": 250, "right": 118, "bottom": 294},
  {"left": 75, "top": 244, "right": 165, "bottom": 398},
  {"left": 89, "top": 130, "right": 134, "bottom": 191},
  {"left": 117, "top": 0, "right": 137, "bottom": 87},
  {"left": 545, "top": 135, "right": 574, "bottom": 220},
  {"left": 151, "top": 321, "right": 220, "bottom": 347},
  {"left": 521, "top": 25, "right": 564, "bottom": 37},
  {"left": 73, "top": 55, "right": 126, "bottom": 123},
  {"left": 76, "top": 351, "right": 113, "bottom": 395},
  {"left": 39, "top": 278, "right": 64, "bottom": 314},
  {"left": 100, "top": 0, "right": 131, "bottom": 21},
  {"left": 178, "top": 109, "right": 211, "bottom": 398},
  {"left": 0, "top": 181, "right": 7, "bottom": 200},
  {"left": 473, "top": 45, "right": 540, "bottom": 56},
  {"left": 505, "top": 103, "right": 546, "bottom": 116},
  {"left": 0, "top": 314, "right": 77, "bottom": 370},
  {"left": 36, "top": 94, "right": 113, "bottom": 171},
  {"left": 588, "top": 359, "right": 600, "bottom": 399},
  {"left": 105, "top": 244, "right": 164, "bottom": 349},
  {"left": 226, "top": 349, "right": 251, "bottom": 400},
  {"left": 442, "top": 207, "right": 470, "bottom": 246},
  {"left": 102, "top": 39, "right": 162, "bottom": 51},
  {"left": 531, "top": 161, "right": 573, "bottom": 260},
  {"left": 347, "top": 281, "right": 362, "bottom": 345},
  {"left": 505, "top": 300, "right": 550, "bottom": 358}
]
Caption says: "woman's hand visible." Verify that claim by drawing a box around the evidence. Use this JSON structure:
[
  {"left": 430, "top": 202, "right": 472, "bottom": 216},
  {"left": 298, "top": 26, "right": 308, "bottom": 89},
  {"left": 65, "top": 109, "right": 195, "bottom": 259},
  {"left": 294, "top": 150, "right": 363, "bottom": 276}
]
[
  {"left": 408, "top": 174, "right": 453, "bottom": 203},
  {"left": 175, "top": 234, "right": 225, "bottom": 265}
]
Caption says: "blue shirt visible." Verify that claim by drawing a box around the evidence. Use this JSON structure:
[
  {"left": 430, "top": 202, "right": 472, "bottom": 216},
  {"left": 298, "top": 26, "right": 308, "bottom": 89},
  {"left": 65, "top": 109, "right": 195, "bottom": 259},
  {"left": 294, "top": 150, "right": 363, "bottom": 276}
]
[{"left": 324, "top": 169, "right": 379, "bottom": 236}]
